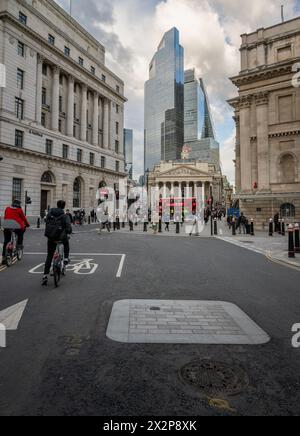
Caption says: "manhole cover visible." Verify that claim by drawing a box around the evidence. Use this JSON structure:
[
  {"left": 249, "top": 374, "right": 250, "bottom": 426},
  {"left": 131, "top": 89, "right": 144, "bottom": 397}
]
[
  {"left": 150, "top": 307, "right": 161, "bottom": 311},
  {"left": 179, "top": 360, "right": 249, "bottom": 396}
]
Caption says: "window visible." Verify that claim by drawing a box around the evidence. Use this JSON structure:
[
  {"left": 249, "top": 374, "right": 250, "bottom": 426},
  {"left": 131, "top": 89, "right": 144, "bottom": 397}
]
[
  {"left": 45, "top": 139, "right": 53, "bottom": 156},
  {"left": 116, "top": 104, "right": 119, "bottom": 114},
  {"left": 73, "top": 125, "right": 76, "bottom": 138},
  {"left": 58, "top": 119, "right": 62, "bottom": 133},
  {"left": 19, "top": 12, "right": 27, "bottom": 25},
  {"left": 101, "top": 74, "right": 106, "bottom": 82},
  {"left": 91, "top": 66, "right": 95, "bottom": 75},
  {"left": 90, "top": 153, "right": 95, "bottom": 166},
  {"left": 101, "top": 156, "right": 106, "bottom": 169},
  {"left": 115, "top": 140, "right": 119, "bottom": 154},
  {"left": 42, "top": 88, "right": 47, "bottom": 106},
  {"left": 116, "top": 85, "right": 120, "bottom": 93},
  {"left": 116, "top": 160, "right": 120, "bottom": 172},
  {"left": 59, "top": 75, "right": 63, "bottom": 85},
  {"left": 12, "top": 178, "right": 22, "bottom": 203},
  {"left": 116, "top": 122, "right": 119, "bottom": 135},
  {"left": 17, "top": 69, "right": 24, "bottom": 90},
  {"left": 64, "top": 46, "right": 70, "bottom": 57},
  {"left": 59, "top": 96, "right": 63, "bottom": 113},
  {"left": 74, "top": 103, "right": 77, "bottom": 118},
  {"left": 42, "top": 64, "right": 47, "bottom": 76},
  {"left": 63, "top": 144, "right": 69, "bottom": 159},
  {"left": 41, "top": 112, "right": 46, "bottom": 127},
  {"left": 18, "top": 41, "right": 25, "bottom": 57},
  {"left": 77, "top": 149, "right": 82, "bottom": 163},
  {"left": 15, "top": 97, "right": 24, "bottom": 119},
  {"left": 73, "top": 178, "right": 81, "bottom": 208},
  {"left": 41, "top": 172, "right": 53, "bottom": 184},
  {"left": 48, "top": 34, "right": 55, "bottom": 46},
  {"left": 78, "top": 57, "right": 84, "bottom": 67},
  {"left": 15, "top": 130, "right": 24, "bottom": 148}
]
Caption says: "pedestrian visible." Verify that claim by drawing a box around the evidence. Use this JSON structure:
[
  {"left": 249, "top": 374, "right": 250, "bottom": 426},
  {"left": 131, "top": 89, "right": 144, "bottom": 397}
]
[{"left": 163, "top": 214, "right": 170, "bottom": 232}]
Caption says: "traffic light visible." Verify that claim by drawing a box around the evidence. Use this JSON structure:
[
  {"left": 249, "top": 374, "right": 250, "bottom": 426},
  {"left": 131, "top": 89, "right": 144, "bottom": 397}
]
[
  {"left": 192, "top": 198, "right": 197, "bottom": 214},
  {"left": 159, "top": 199, "right": 163, "bottom": 217}
]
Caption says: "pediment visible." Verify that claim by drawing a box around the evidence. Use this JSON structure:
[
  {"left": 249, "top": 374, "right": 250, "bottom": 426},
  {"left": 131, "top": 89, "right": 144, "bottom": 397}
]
[{"left": 158, "top": 165, "right": 210, "bottom": 178}]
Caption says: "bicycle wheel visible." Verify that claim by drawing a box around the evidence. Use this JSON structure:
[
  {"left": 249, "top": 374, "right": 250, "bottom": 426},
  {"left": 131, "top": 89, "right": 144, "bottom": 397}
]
[{"left": 53, "top": 264, "right": 61, "bottom": 288}]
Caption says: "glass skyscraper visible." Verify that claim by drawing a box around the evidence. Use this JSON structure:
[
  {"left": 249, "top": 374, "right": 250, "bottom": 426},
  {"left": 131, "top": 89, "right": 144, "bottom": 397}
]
[
  {"left": 184, "top": 69, "right": 220, "bottom": 168},
  {"left": 124, "top": 128, "right": 133, "bottom": 180},
  {"left": 144, "top": 28, "right": 184, "bottom": 172}
]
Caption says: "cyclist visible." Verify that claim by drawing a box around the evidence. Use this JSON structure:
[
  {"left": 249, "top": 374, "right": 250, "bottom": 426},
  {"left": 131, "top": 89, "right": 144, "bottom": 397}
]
[
  {"left": 1, "top": 200, "right": 30, "bottom": 265},
  {"left": 42, "top": 200, "right": 72, "bottom": 286}
]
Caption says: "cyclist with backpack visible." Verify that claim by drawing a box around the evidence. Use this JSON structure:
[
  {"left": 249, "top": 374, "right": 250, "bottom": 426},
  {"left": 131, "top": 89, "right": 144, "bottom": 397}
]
[{"left": 42, "top": 200, "right": 72, "bottom": 286}]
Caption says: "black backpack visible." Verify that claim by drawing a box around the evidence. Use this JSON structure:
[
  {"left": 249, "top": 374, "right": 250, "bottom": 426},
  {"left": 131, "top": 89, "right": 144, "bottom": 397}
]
[{"left": 45, "top": 214, "right": 64, "bottom": 240}]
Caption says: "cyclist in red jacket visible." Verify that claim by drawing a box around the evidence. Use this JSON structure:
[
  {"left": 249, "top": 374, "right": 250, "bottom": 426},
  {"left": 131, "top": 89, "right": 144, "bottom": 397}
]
[{"left": 1, "top": 200, "right": 30, "bottom": 265}]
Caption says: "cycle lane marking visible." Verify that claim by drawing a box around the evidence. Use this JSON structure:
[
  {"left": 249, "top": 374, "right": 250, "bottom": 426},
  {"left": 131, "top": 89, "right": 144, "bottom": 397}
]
[{"left": 25, "top": 253, "right": 126, "bottom": 278}]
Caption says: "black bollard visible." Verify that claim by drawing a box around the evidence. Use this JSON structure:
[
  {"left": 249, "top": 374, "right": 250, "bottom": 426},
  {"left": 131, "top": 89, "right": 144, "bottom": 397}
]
[
  {"left": 232, "top": 218, "right": 236, "bottom": 236},
  {"left": 214, "top": 218, "right": 218, "bottom": 235},
  {"left": 294, "top": 223, "right": 300, "bottom": 253},
  {"left": 37, "top": 217, "right": 41, "bottom": 228},
  {"left": 269, "top": 219, "right": 273, "bottom": 237},
  {"left": 288, "top": 224, "right": 295, "bottom": 258},
  {"left": 88, "top": 216, "right": 91, "bottom": 225},
  {"left": 158, "top": 220, "right": 162, "bottom": 233},
  {"left": 278, "top": 218, "right": 282, "bottom": 235},
  {"left": 122, "top": 221, "right": 125, "bottom": 228},
  {"left": 281, "top": 219, "right": 285, "bottom": 236},
  {"left": 176, "top": 222, "right": 180, "bottom": 234},
  {"left": 143, "top": 222, "right": 148, "bottom": 232},
  {"left": 250, "top": 218, "right": 254, "bottom": 236}
]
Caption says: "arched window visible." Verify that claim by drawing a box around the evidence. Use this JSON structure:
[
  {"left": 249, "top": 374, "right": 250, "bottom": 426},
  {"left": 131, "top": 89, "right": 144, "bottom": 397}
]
[
  {"left": 99, "top": 180, "right": 107, "bottom": 189},
  {"left": 41, "top": 171, "right": 53, "bottom": 184},
  {"left": 73, "top": 178, "right": 81, "bottom": 208},
  {"left": 280, "top": 203, "right": 295, "bottom": 218},
  {"left": 280, "top": 154, "right": 296, "bottom": 183}
]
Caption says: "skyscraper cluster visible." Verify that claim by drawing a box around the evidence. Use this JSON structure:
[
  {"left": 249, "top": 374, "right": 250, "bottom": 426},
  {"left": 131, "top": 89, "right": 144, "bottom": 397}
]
[{"left": 144, "top": 28, "right": 219, "bottom": 173}]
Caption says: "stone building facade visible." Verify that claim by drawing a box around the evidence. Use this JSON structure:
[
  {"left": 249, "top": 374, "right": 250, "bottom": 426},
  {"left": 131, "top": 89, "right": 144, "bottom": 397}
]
[
  {"left": 0, "top": 0, "right": 127, "bottom": 220},
  {"left": 148, "top": 160, "right": 223, "bottom": 206},
  {"left": 228, "top": 17, "right": 300, "bottom": 228}
]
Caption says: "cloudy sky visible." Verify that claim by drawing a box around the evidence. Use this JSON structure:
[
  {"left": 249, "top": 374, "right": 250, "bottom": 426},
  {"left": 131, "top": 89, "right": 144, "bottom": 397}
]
[{"left": 56, "top": 0, "right": 300, "bottom": 183}]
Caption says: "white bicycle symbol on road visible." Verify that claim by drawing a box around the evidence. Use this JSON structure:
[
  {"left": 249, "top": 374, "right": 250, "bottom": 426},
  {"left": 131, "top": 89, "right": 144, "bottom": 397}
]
[{"left": 29, "top": 258, "right": 98, "bottom": 275}]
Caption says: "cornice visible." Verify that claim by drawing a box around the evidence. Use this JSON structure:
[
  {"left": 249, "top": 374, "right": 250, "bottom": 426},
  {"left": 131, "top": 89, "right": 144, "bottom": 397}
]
[
  {"left": 230, "top": 58, "right": 299, "bottom": 87},
  {"left": 269, "top": 130, "right": 300, "bottom": 138}
]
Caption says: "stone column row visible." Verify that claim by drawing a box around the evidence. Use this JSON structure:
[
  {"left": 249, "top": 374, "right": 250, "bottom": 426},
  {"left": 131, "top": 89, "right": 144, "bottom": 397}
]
[{"left": 36, "top": 55, "right": 111, "bottom": 148}]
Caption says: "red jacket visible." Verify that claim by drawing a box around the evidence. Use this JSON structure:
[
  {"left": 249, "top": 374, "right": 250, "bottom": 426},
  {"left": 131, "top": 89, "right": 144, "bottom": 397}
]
[{"left": 4, "top": 207, "right": 30, "bottom": 231}]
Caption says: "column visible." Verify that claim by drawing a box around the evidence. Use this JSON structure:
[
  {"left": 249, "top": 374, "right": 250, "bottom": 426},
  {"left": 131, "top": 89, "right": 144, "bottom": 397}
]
[
  {"left": 103, "top": 98, "right": 109, "bottom": 149},
  {"left": 93, "top": 92, "right": 99, "bottom": 146},
  {"left": 36, "top": 54, "right": 43, "bottom": 124},
  {"left": 234, "top": 114, "right": 241, "bottom": 193},
  {"left": 171, "top": 182, "right": 174, "bottom": 197},
  {"left": 80, "top": 85, "right": 87, "bottom": 142},
  {"left": 67, "top": 75, "right": 74, "bottom": 137},
  {"left": 239, "top": 98, "right": 252, "bottom": 192},
  {"left": 51, "top": 66, "right": 60, "bottom": 131},
  {"left": 163, "top": 183, "right": 167, "bottom": 198},
  {"left": 256, "top": 93, "right": 270, "bottom": 192}
]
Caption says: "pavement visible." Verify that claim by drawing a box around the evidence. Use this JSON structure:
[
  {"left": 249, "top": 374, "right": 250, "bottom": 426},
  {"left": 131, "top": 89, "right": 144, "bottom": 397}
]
[{"left": 0, "top": 225, "right": 300, "bottom": 416}]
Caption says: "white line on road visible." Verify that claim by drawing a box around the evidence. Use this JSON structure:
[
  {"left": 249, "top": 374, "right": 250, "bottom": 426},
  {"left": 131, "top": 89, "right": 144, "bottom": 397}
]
[{"left": 117, "top": 254, "right": 126, "bottom": 278}]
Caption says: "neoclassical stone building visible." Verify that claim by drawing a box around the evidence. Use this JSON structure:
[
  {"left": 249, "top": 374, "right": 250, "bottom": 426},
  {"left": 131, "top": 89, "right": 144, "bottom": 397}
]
[
  {"left": 148, "top": 160, "right": 223, "bottom": 206},
  {"left": 0, "top": 0, "right": 127, "bottom": 219},
  {"left": 228, "top": 17, "right": 300, "bottom": 228}
]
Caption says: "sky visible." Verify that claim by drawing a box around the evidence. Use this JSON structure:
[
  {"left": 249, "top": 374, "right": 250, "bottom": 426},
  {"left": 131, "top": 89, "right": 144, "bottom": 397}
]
[{"left": 56, "top": 0, "right": 300, "bottom": 184}]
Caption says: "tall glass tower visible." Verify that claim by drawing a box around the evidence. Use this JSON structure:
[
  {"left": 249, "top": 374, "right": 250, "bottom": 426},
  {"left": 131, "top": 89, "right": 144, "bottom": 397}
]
[
  {"left": 144, "top": 28, "right": 184, "bottom": 172},
  {"left": 184, "top": 69, "right": 220, "bottom": 168},
  {"left": 124, "top": 128, "right": 133, "bottom": 180}
]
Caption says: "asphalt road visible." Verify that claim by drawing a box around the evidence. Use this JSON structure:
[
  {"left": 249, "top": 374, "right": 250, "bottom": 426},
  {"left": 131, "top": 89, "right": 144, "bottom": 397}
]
[{"left": 0, "top": 226, "right": 300, "bottom": 416}]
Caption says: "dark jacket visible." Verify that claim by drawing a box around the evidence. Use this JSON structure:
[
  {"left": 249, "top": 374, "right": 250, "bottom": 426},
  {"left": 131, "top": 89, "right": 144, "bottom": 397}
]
[{"left": 46, "top": 208, "right": 72, "bottom": 240}]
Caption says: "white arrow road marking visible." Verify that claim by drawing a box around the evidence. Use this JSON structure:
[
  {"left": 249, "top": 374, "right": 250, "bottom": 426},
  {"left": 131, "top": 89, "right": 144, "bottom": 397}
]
[{"left": 0, "top": 300, "right": 28, "bottom": 330}]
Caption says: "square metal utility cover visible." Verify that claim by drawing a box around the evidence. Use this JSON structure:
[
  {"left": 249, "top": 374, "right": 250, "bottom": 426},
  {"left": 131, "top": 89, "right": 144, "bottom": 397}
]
[{"left": 106, "top": 300, "right": 270, "bottom": 345}]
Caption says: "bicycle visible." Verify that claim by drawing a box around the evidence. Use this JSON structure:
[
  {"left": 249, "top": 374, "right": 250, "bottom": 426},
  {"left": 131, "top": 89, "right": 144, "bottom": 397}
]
[
  {"left": 52, "top": 241, "right": 66, "bottom": 287},
  {"left": 1, "top": 220, "right": 24, "bottom": 267}
]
